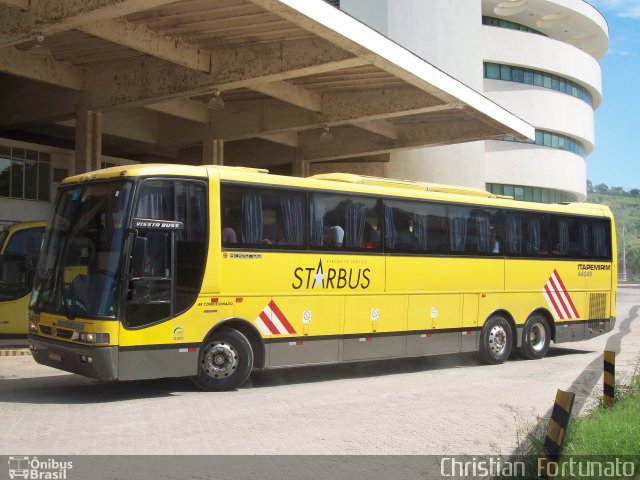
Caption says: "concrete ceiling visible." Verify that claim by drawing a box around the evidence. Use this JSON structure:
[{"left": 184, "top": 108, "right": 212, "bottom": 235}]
[{"left": 0, "top": 0, "right": 534, "bottom": 171}]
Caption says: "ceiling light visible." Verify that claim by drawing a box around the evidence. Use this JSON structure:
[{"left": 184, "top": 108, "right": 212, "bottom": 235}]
[
  {"left": 207, "top": 90, "right": 225, "bottom": 110},
  {"left": 319, "top": 126, "right": 333, "bottom": 142}
]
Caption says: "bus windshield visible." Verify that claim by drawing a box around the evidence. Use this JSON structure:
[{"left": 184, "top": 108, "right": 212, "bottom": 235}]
[{"left": 30, "top": 181, "right": 132, "bottom": 319}]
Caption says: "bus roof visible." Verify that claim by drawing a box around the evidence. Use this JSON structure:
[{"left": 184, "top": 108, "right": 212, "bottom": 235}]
[{"left": 61, "top": 164, "right": 612, "bottom": 218}]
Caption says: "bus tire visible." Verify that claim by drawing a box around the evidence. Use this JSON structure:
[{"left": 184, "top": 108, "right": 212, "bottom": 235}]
[
  {"left": 477, "top": 315, "right": 513, "bottom": 365},
  {"left": 517, "top": 314, "right": 550, "bottom": 360},
  {"left": 192, "top": 328, "right": 254, "bottom": 391}
]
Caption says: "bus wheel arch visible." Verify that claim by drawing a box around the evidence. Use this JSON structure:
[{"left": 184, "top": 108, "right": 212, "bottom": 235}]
[
  {"left": 191, "top": 319, "right": 263, "bottom": 391},
  {"left": 208, "top": 318, "right": 266, "bottom": 369},
  {"left": 517, "top": 310, "right": 552, "bottom": 360},
  {"left": 477, "top": 310, "right": 515, "bottom": 365}
]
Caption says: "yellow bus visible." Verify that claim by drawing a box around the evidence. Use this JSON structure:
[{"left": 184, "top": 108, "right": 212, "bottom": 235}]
[
  {"left": 0, "top": 220, "right": 46, "bottom": 335},
  {"left": 27, "top": 164, "right": 616, "bottom": 390}
]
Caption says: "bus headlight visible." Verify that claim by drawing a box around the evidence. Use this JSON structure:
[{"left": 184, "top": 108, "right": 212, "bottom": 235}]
[
  {"left": 27, "top": 311, "right": 39, "bottom": 333},
  {"left": 78, "top": 332, "right": 110, "bottom": 344}
]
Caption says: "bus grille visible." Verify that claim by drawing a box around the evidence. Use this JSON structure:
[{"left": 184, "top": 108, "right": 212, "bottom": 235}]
[
  {"left": 588, "top": 293, "right": 607, "bottom": 332},
  {"left": 38, "top": 325, "right": 74, "bottom": 339}
]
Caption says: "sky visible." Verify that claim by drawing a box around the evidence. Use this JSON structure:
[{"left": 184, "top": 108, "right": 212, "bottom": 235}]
[{"left": 585, "top": 1, "right": 640, "bottom": 191}]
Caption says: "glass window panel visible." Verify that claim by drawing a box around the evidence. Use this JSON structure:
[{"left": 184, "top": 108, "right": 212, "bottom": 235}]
[
  {"left": 485, "top": 63, "right": 500, "bottom": 79},
  {"left": 0, "top": 157, "right": 10, "bottom": 197},
  {"left": 24, "top": 160, "right": 37, "bottom": 200},
  {"left": 524, "top": 187, "right": 533, "bottom": 201},
  {"left": 512, "top": 67, "right": 524, "bottom": 83},
  {"left": 535, "top": 130, "right": 544, "bottom": 144},
  {"left": 514, "top": 186, "right": 524, "bottom": 201},
  {"left": 551, "top": 135, "right": 559, "bottom": 148},
  {"left": 534, "top": 72, "right": 543, "bottom": 86},
  {"left": 500, "top": 65, "right": 512, "bottom": 80},
  {"left": 25, "top": 150, "right": 38, "bottom": 161},
  {"left": 503, "top": 185, "right": 515, "bottom": 198},
  {"left": 39, "top": 152, "right": 51, "bottom": 163},
  {"left": 533, "top": 188, "right": 542, "bottom": 203},
  {"left": 11, "top": 159, "right": 23, "bottom": 198},
  {"left": 543, "top": 74, "right": 552, "bottom": 88},
  {"left": 37, "top": 161, "right": 50, "bottom": 201},
  {"left": 0, "top": 146, "right": 10, "bottom": 157},
  {"left": 12, "top": 148, "right": 25, "bottom": 160},
  {"left": 543, "top": 132, "right": 552, "bottom": 146},
  {"left": 541, "top": 189, "right": 550, "bottom": 203}
]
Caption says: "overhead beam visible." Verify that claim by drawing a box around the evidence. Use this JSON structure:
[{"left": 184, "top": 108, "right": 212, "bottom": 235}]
[
  {"left": 0, "top": 45, "right": 85, "bottom": 90},
  {"left": 248, "top": 80, "right": 322, "bottom": 112},
  {"left": 298, "top": 120, "right": 500, "bottom": 162},
  {"left": 354, "top": 120, "right": 397, "bottom": 140},
  {"left": 0, "top": 0, "right": 28, "bottom": 10},
  {"left": 210, "top": 87, "right": 454, "bottom": 140},
  {"left": 0, "top": 0, "right": 178, "bottom": 45},
  {"left": 84, "top": 37, "right": 364, "bottom": 109},
  {"left": 0, "top": 84, "right": 80, "bottom": 126},
  {"left": 79, "top": 18, "right": 211, "bottom": 72},
  {"left": 145, "top": 98, "right": 209, "bottom": 124}
]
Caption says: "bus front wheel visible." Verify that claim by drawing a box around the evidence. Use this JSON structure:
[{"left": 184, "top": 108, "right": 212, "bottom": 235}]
[
  {"left": 192, "top": 328, "right": 254, "bottom": 391},
  {"left": 478, "top": 315, "right": 513, "bottom": 365},
  {"left": 517, "top": 314, "right": 550, "bottom": 360}
]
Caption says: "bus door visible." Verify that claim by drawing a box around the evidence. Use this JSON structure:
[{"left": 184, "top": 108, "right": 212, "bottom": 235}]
[{"left": 120, "top": 178, "right": 207, "bottom": 380}]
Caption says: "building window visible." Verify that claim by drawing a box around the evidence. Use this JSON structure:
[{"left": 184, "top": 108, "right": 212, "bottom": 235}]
[
  {"left": 0, "top": 146, "right": 50, "bottom": 202},
  {"left": 482, "top": 16, "right": 546, "bottom": 36},
  {"left": 499, "top": 129, "right": 585, "bottom": 157},
  {"left": 487, "top": 183, "right": 574, "bottom": 204},
  {"left": 484, "top": 62, "right": 594, "bottom": 107}
]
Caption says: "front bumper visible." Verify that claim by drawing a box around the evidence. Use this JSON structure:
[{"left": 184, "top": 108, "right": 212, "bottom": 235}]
[{"left": 28, "top": 334, "right": 118, "bottom": 381}]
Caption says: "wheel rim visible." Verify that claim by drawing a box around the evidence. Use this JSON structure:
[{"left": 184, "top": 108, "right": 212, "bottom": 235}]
[
  {"left": 530, "top": 322, "right": 547, "bottom": 353},
  {"left": 202, "top": 341, "right": 238, "bottom": 378},
  {"left": 488, "top": 324, "right": 508, "bottom": 356}
]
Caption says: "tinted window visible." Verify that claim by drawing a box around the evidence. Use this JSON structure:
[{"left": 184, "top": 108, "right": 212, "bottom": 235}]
[
  {"left": 552, "top": 216, "right": 591, "bottom": 259},
  {"left": 383, "top": 200, "right": 448, "bottom": 254},
  {"left": 221, "top": 186, "right": 306, "bottom": 249},
  {"left": 310, "top": 193, "right": 381, "bottom": 251}
]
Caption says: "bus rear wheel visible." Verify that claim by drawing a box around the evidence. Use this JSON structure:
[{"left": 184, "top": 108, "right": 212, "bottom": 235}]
[
  {"left": 192, "top": 328, "right": 253, "bottom": 391},
  {"left": 518, "top": 314, "right": 550, "bottom": 360},
  {"left": 478, "top": 315, "right": 513, "bottom": 365}
]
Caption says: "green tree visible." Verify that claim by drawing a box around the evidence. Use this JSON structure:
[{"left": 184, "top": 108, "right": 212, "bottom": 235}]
[
  {"left": 586, "top": 180, "right": 594, "bottom": 194},
  {"left": 610, "top": 186, "right": 626, "bottom": 196},
  {"left": 595, "top": 183, "right": 609, "bottom": 194}
]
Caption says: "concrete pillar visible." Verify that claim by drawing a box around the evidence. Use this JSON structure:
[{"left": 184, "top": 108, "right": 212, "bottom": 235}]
[
  {"left": 75, "top": 107, "right": 102, "bottom": 174},
  {"left": 203, "top": 118, "right": 224, "bottom": 165},
  {"left": 203, "top": 138, "right": 224, "bottom": 165},
  {"left": 292, "top": 157, "right": 309, "bottom": 178}
]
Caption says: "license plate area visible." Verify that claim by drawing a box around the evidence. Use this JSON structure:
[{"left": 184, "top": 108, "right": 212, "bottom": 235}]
[{"left": 48, "top": 351, "right": 62, "bottom": 362}]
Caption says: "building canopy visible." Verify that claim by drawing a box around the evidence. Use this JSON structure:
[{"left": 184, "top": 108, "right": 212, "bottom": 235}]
[{"left": 0, "top": 0, "right": 534, "bottom": 171}]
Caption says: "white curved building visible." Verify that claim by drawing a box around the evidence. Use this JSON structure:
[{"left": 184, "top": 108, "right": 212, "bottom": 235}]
[{"left": 337, "top": 0, "right": 608, "bottom": 202}]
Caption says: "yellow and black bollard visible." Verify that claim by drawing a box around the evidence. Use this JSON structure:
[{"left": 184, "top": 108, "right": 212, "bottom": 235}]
[
  {"left": 604, "top": 351, "right": 615, "bottom": 407},
  {"left": 538, "top": 389, "right": 575, "bottom": 479}
]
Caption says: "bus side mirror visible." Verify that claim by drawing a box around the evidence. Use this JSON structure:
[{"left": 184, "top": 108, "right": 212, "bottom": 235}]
[{"left": 131, "top": 237, "right": 148, "bottom": 275}]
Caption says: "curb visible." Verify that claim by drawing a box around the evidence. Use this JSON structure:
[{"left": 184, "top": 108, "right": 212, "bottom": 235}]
[{"left": 0, "top": 349, "right": 31, "bottom": 356}]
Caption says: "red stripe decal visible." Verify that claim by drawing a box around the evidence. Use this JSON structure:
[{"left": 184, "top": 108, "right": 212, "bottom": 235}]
[
  {"left": 544, "top": 284, "right": 565, "bottom": 319},
  {"left": 548, "top": 274, "right": 571, "bottom": 319},
  {"left": 269, "top": 300, "right": 296, "bottom": 334},
  {"left": 553, "top": 270, "right": 579, "bottom": 318},
  {"left": 259, "top": 310, "right": 278, "bottom": 335}
]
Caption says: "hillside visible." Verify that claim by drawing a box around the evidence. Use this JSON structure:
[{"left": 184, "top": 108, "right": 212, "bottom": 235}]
[{"left": 587, "top": 193, "right": 640, "bottom": 281}]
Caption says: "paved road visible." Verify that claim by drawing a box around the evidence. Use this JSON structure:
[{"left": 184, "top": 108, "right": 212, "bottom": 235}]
[{"left": 1, "top": 288, "right": 638, "bottom": 456}]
